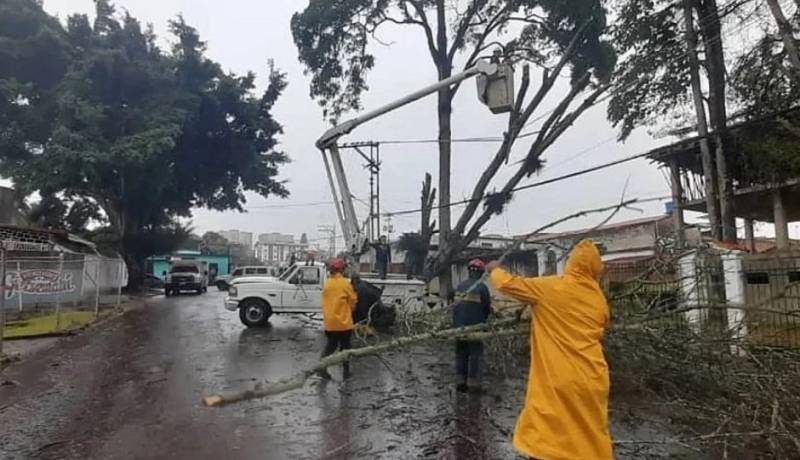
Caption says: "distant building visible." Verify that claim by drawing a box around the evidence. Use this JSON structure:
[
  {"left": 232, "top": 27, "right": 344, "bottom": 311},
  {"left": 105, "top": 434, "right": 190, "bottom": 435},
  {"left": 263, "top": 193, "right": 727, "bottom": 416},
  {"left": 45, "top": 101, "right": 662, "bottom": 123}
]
[
  {"left": 257, "top": 232, "right": 294, "bottom": 245},
  {"left": 218, "top": 230, "right": 253, "bottom": 248},
  {"left": 647, "top": 108, "right": 800, "bottom": 251},
  {"left": 254, "top": 233, "right": 309, "bottom": 266}
]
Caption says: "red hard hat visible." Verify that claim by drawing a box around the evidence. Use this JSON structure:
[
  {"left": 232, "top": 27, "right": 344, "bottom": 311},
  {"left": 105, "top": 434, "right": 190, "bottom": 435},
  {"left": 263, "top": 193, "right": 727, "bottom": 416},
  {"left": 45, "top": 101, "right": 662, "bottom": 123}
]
[
  {"left": 327, "top": 258, "right": 347, "bottom": 272},
  {"left": 468, "top": 258, "right": 486, "bottom": 270}
]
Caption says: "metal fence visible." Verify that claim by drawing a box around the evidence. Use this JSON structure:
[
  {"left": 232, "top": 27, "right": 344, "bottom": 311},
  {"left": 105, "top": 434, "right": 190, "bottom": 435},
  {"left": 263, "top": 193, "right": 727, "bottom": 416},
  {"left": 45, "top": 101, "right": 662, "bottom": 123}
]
[
  {"left": 602, "top": 249, "right": 800, "bottom": 348},
  {"left": 2, "top": 253, "right": 127, "bottom": 316}
]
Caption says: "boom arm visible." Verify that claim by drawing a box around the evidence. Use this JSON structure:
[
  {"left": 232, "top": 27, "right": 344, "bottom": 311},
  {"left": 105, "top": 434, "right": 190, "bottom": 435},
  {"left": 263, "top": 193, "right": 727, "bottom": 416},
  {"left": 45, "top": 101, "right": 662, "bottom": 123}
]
[{"left": 317, "top": 59, "right": 502, "bottom": 254}]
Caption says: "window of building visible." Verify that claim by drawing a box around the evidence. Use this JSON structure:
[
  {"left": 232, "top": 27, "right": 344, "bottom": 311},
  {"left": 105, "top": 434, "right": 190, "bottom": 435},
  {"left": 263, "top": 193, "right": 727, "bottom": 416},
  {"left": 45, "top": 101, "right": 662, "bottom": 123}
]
[{"left": 745, "top": 272, "right": 770, "bottom": 285}]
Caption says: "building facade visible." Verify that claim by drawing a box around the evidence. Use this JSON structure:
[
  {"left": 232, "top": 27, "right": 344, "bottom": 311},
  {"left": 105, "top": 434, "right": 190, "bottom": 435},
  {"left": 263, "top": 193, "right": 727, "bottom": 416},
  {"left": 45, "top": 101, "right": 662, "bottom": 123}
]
[
  {"left": 254, "top": 233, "right": 309, "bottom": 266},
  {"left": 218, "top": 230, "right": 253, "bottom": 248}
]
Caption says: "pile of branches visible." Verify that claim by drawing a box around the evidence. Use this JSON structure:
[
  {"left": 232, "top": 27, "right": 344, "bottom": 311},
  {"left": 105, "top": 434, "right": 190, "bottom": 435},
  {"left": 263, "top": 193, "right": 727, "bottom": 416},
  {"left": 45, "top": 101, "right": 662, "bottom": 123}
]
[{"left": 606, "top": 325, "right": 800, "bottom": 458}]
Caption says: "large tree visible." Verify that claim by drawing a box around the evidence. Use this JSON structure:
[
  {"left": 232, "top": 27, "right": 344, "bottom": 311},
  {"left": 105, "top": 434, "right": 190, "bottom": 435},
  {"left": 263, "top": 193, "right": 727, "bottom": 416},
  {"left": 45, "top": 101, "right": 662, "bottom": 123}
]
[
  {"left": 608, "top": 0, "right": 742, "bottom": 242},
  {"left": 292, "top": 0, "right": 613, "bottom": 292},
  {"left": 0, "top": 0, "right": 289, "bottom": 287}
]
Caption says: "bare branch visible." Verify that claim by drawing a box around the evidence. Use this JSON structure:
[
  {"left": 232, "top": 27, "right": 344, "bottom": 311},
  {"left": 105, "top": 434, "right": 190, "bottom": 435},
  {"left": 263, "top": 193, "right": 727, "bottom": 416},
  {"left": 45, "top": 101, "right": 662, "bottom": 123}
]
[
  {"left": 447, "top": 0, "right": 487, "bottom": 63},
  {"left": 450, "top": 20, "right": 595, "bottom": 240},
  {"left": 400, "top": 1, "right": 439, "bottom": 60}
]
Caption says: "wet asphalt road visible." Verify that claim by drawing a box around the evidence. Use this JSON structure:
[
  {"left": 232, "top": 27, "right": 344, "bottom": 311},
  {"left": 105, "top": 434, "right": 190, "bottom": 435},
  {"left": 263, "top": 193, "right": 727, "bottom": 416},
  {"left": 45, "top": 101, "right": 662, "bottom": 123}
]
[{"left": 0, "top": 291, "right": 522, "bottom": 460}]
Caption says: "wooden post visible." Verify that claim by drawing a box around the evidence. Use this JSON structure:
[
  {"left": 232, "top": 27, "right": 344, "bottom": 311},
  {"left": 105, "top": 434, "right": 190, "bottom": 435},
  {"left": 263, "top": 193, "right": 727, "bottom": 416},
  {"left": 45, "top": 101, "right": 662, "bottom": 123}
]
[
  {"left": 116, "top": 260, "right": 123, "bottom": 307},
  {"left": 94, "top": 259, "right": 101, "bottom": 318},
  {"left": 773, "top": 189, "right": 789, "bottom": 250},
  {"left": 55, "top": 252, "right": 64, "bottom": 331},
  {"left": 669, "top": 159, "right": 685, "bottom": 246},
  {"left": 744, "top": 218, "right": 756, "bottom": 252},
  {"left": 16, "top": 261, "right": 22, "bottom": 313},
  {"left": 0, "top": 247, "right": 6, "bottom": 356}
]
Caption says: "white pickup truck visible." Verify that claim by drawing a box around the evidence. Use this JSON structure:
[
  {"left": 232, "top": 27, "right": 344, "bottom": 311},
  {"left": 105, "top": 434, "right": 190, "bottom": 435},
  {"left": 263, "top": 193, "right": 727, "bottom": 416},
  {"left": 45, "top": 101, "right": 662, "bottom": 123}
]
[{"left": 224, "top": 262, "right": 427, "bottom": 327}]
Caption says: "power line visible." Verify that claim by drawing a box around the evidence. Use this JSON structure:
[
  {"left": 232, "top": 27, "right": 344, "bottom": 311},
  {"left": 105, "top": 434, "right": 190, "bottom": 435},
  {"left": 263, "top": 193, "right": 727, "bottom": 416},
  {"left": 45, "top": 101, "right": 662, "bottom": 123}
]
[
  {"left": 339, "top": 129, "right": 541, "bottom": 147},
  {"left": 245, "top": 200, "right": 333, "bottom": 209},
  {"left": 385, "top": 149, "right": 654, "bottom": 217}
]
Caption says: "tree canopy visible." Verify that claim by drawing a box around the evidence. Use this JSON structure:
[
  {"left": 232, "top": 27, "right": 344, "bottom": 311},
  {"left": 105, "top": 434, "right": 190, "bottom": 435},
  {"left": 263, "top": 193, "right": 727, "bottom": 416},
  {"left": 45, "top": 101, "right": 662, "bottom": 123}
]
[
  {"left": 292, "top": 0, "right": 615, "bottom": 124},
  {"left": 0, "top": 0, "right": 289, "bottom": 286}
]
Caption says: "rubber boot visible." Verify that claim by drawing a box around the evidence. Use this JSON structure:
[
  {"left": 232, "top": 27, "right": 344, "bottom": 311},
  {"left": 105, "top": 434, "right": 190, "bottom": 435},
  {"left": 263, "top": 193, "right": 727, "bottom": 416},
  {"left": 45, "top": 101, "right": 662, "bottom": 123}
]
[
  {"left": 467, "top": 378, "right": 485, "bottom": 394},
  {"left": 456, "top": 375, "right": 468, "bottom": 393},
  {"left": 317, "top": 369, "right": 333, "bottom": 380}
]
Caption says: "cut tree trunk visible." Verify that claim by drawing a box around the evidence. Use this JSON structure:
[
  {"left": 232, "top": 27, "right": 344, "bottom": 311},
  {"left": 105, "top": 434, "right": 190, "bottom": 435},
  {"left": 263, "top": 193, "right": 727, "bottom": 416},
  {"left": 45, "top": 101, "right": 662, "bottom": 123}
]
[{"left": 435, "top": 0, "right": 454, "bottom": 301}]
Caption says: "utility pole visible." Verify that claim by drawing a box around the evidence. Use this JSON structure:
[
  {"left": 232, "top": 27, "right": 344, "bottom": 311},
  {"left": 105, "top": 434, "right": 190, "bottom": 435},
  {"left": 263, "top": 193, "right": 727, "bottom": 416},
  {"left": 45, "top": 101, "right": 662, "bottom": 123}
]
[
  {"left": 339, "top": 141, "right": 381, "bottom": 242},
  {"left": 317, "top": 225, "right": 336, "bottom": 257}
]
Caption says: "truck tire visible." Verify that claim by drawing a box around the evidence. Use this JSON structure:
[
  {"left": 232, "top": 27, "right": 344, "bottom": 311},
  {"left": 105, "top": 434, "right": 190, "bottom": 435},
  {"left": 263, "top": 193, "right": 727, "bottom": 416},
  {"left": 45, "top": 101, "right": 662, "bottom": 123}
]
[{"left": 239, "top": 299, "right": 272, "bottom": 327}]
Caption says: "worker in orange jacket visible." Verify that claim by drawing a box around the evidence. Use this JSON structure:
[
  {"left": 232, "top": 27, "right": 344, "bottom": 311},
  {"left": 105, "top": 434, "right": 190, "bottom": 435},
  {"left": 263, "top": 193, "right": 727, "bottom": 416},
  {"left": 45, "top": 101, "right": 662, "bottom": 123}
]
[
  {"left": 487, "top": 240, "right": 613, "bottom": 460},
  {"left": 319, "top": 257, "right": 358, "bottom": 380}
]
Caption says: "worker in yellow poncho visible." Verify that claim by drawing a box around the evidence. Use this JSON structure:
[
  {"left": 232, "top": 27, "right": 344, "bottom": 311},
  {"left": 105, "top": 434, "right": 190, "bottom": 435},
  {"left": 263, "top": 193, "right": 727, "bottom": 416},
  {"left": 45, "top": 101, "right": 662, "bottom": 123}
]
[{"left": 486, "top": 240, "right": 612, "bottom": 460}]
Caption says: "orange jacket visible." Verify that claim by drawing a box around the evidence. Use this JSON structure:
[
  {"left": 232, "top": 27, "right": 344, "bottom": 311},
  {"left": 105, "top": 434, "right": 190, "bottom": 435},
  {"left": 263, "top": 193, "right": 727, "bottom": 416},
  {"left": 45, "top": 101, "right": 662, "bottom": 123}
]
[
  {"left": 489, "top": 240, "right": 612, "bottom": 460},
  {"left": 321, "top": 273, "right": 357, "bottom": 331}
]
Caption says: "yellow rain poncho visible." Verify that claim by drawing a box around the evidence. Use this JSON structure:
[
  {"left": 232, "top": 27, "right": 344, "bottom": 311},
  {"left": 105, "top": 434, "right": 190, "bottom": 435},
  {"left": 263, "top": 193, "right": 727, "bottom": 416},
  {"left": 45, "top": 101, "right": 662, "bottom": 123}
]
[{"left": 489, "top": 240, "right": 612, "bottom": 460}]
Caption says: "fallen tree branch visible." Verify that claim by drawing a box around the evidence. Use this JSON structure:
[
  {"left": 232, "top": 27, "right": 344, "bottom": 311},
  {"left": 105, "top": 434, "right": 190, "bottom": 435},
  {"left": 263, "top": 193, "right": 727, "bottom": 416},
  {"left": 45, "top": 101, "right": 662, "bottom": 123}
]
[{"left": 203, "top": 318, "right": 523, "bottom": 407}]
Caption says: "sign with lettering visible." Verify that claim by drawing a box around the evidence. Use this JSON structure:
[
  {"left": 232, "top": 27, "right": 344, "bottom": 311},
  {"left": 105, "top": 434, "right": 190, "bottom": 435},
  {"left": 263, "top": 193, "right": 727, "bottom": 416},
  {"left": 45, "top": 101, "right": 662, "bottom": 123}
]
[
  {"left": 5, "top": 269, "right": 76, "bottom": 300},
  {"left": 0, "top": 239, "right": 54, "bottom": 252}
]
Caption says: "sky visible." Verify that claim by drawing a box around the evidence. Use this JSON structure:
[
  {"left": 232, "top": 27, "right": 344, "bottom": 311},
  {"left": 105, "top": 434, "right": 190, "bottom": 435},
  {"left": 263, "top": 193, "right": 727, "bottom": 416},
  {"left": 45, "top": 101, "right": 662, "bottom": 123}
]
[{"left": 38, "top": 0, "right": 797, "bottom": 248}]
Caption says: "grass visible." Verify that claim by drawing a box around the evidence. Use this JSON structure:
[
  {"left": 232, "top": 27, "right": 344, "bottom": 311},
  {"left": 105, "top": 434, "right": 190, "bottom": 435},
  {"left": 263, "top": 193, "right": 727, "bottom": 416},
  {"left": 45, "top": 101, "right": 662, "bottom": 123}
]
[{"left": 4, "top": 310, "right": 98, "bottom": 338}]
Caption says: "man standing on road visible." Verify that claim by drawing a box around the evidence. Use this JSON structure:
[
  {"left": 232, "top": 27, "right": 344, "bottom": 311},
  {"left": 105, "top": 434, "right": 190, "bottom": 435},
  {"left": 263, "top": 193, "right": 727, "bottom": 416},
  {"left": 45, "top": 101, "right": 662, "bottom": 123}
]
[
  {"left": 452, "top": 259, "right": 492, "bottom": 393},
  {"left": 319, "top": 258, "right": 358, "bottom": 380},
  {"left": 371, "top": 235, "right": 391, "bottom": 279},
  {"left": 486, "top": 240, "right": 613, "bottom": 460}
]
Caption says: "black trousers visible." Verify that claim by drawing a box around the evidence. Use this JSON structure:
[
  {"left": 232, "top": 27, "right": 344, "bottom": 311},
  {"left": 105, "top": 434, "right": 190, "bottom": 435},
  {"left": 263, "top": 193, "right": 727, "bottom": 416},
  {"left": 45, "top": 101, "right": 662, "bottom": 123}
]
[
  {"left": 376, "top": 260, "right": 388, "bottom": 279},
  {"left": 322, "top": 330, "right": 352, "bottom": 374},
  {"left": 455, "top": 340, "right": 484, "bottom": 383}
]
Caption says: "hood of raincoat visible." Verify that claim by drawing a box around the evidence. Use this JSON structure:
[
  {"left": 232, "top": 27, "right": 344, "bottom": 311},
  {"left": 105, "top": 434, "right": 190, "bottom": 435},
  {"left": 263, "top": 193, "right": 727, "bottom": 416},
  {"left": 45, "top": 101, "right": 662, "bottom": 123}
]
[{"left": 565, "top": 239, "right": 604, "bottom": 280}]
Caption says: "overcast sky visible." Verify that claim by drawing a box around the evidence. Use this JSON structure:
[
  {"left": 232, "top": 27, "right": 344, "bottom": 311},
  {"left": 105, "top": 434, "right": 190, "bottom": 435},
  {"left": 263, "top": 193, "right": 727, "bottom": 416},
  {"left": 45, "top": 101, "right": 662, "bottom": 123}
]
[{"left": 40, "top": 0, "right": 796, "bottom": 247}]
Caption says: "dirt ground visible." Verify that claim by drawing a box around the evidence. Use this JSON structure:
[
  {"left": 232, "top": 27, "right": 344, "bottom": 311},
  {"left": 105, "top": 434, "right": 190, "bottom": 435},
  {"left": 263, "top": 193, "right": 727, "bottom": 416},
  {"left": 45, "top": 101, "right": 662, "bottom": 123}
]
[{"left": 1, "top": 291, "right": 706, "bottom": 459}]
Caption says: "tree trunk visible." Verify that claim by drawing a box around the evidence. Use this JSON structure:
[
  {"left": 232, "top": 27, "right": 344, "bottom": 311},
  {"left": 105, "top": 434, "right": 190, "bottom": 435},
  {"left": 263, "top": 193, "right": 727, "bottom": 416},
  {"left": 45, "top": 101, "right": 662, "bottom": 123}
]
[
  {"left": 683, "top": 0, "right": 722, "bottom": 241},
  {"left": 420, "top": 172, "right": 436, "bottom": 278},
  {"left": 120, "top": 247, "right": 143, "bottom": 293},
  {"left": 696, "top": 0, "right": 736, "bottom": 243},
  {"left": 766, "top": 0, "right": 800, "bottom": 76},
  {"left": 435, "top": 0, "right": 454, "bottom": 300},
  {"left": 103, "top": 202, "right": 142, "bottom": 291}
]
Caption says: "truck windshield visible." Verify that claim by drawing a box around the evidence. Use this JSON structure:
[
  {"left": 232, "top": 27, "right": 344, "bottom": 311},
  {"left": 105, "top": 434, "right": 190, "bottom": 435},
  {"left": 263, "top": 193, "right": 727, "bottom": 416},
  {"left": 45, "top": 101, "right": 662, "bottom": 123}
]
[{"left": 171, "top": 266, "right": 198, "bottom": 273}]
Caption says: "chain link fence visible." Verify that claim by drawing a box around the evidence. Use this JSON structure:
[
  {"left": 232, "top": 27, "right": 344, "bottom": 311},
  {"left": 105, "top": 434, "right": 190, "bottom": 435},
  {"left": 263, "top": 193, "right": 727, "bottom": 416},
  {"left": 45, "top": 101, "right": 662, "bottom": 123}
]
[{"left": 1, "top": 253, "right": 127, "bottom": 338}]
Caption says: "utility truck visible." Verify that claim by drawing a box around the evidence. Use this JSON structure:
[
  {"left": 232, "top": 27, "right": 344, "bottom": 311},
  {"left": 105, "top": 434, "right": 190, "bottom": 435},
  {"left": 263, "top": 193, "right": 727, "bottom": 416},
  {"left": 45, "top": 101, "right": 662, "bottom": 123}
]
[{"left": 224, "top": 262, "right": 426, "bottom": 327}]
